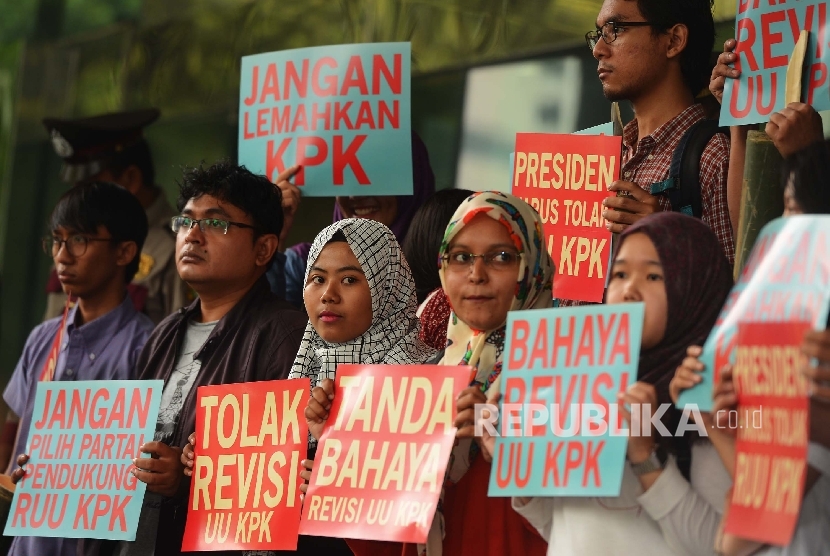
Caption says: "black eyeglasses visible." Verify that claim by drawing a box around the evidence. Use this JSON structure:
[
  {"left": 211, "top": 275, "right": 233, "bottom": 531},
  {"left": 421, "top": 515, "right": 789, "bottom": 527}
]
[
  {"left": 171, "top": 216, "right": 259, "bottom": 235},
  {"left": 441, "top": 250, "right": 522, "bottom": 270},
  {"left": 586, "top": 21, "right": 658, "bottom": 50},
  {"left": 43, "top": 235, "right": 113, "bottom": 258}
]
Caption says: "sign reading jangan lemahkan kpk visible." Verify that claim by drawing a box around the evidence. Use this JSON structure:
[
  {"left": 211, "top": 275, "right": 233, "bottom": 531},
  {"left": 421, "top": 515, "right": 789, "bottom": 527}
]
[{"left": 239, "top": 43, "right": 413, "bottom": 196}]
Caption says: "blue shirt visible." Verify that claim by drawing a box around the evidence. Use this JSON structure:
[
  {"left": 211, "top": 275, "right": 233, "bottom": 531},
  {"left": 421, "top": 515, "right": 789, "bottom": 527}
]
[
  {"left": 3, "top": 294, "right": 154, "bottom": 556},
  {"left": 266, "top": 248, "right": 307, "bottom": 309}
]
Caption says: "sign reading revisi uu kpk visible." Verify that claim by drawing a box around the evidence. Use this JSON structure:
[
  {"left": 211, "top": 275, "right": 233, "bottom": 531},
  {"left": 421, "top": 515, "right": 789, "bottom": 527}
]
[{"left": 720, "top": 1, "right": 830, "bottom": 126}]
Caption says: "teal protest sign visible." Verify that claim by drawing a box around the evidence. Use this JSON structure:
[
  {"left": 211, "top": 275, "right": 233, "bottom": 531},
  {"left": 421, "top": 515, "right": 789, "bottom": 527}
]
[
  {"left": 678, "top": 216, "right": 830, "bottom": 410},
  {"left": 5, "top": 380, "right": 163, "bottom": 540},
  {"left": 239, "top": 43, "right": 412, "bottom": 196},
  {"left": 720, "top": 1, "right": 830, "bottom": 126},
  {"left": 488, "top": 303, "right": 644, "bottom": 497}
]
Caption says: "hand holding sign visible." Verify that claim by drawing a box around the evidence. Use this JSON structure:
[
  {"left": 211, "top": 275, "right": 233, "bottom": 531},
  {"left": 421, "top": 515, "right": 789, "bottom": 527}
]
[
  {"left": 455, "top": 386, "right": 487, "bottom": 439},
  {"left": 710, "top": 39, "right": 741, "bottom": 105},
  {"left": 181, "top": 432, "right": 196, "bottom": 477},
  {"left": 713, "top": 365, "right": 738, "bottom": 433},
  {"left": 299, "top": 458, "right": 313, "bottom": 494},
  {"left": 478, "top": 377, "right": 502, "bottom": 463},
  {"left": 603, "top": 181, "right": 660, "bottom": 233},
  {"left": 307, "top": 378, "right": 335, "bottom": 440},
  {"left": 10, "top": 454, "right": 28, "bottom": 485},
  {"left": 132, "top": 442, "right": 184, "bottom": 498},
  {"left": 618, "top": 383, "right": 658, "bottom": 465},
  {"left": 669, "top": 346, "right": 706, "bottom": 404},
  {"left": 276, "top": 165, "right": 303, "bottom": 247},
  {"left": 766, "top": 102, "right": 824, "bottom": 158}
]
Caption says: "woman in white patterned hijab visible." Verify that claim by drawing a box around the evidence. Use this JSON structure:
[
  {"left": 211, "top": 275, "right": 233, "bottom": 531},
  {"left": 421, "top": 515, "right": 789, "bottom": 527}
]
[{"left": 288, "top": 218, "right": 435, "bottom": 396}]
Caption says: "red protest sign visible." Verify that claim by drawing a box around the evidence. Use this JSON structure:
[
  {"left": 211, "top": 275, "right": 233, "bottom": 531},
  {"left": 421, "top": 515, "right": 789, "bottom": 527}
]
[
  {"left": 181, "top": 379, "right": 309, "bottom": 552},
  {"left": 512, "top": 133, "right": 620, "bottom": 303},
  {"left": 299, "top": 364, "right": 470, "bottom": 543},
  {"left": 725, "top": 321, "right": 811, "bottom": 546}
]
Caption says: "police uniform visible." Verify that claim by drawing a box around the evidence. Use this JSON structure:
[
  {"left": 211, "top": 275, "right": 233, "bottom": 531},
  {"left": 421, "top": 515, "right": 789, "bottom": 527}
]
[{"left": 42, "top": 109, "right": 190, "bottom": 324}]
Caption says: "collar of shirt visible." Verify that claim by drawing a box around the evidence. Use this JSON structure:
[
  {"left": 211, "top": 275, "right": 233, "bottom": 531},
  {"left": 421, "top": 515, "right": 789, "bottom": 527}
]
[
  {"left": 178, "top": 275, "right": 273, "bottom": 361},
  {"left": 622, "top": 104, "right": 706, "bottom": 160},
  {"left": 64, "top": 293, "right": 138, "bottom": 354}
]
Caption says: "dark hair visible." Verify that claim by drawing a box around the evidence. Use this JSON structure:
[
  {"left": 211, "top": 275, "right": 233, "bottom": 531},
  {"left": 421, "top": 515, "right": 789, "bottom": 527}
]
[
  {"left": 49, "top": 181, "right": 149, "bottom": 282},
  {"left": 177, "top": 160, "right": 284, "bottom": 238},
  {"left": 636, "top": 0, "right": 716, "bottom": 94},
  {"left": 402, "top": 188, "right": 474, "bottom": 304},
  {"left": 782, "top": 141, "right": 830, "bottom": 214},
  {"left": 327, "top": 230, "right": 348, "bottom": 244},
  {"left": 106, "top": 140, "right": 156, "bottom": 188}
]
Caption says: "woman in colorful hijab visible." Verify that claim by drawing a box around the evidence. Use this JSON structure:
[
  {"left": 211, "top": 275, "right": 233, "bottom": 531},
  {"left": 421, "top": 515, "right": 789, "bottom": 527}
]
[
  {"left": 428, "top": 191, "right": 553, "bottom": 556},
  {"left": 345, "top": 191, "right": 553, "bottom": 556},
  {"left": 268, "top": 133, "right": 436, "bottom": 308}
]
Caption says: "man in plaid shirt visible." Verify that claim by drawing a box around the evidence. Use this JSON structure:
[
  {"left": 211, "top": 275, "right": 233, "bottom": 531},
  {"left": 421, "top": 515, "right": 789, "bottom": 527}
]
[{"left": 588, "top": 0, "right": 735, "bottom": 264}]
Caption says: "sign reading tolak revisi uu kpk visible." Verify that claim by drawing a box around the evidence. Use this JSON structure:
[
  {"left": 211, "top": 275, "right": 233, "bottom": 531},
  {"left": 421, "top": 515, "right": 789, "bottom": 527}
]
[
  {"left": 182, "top": 379, "right": 309, "bottom": 552},
  {"left": 300, "top": 364, "right": 469, "bottom": 544},
  {"left": 5, "top": 381, "right": 163, "bottom": 541},
  {"left": 239, "top": 43, "right": 413, "bottom": 196},
  {"left": 512, "top": 133, "right": 620, "bottom": 303}
]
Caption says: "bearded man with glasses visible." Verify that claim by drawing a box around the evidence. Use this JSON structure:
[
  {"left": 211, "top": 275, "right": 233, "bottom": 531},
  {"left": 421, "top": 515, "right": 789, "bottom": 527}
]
[
  {"left": 81, "top": 161, "right": 307, "bottom": 556},
  {"left": 587, "top": 0, "right": 734, "bottom": 265}
]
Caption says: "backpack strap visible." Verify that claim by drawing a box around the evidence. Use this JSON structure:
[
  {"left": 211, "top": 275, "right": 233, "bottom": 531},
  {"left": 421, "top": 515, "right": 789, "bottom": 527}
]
[{"left": 648, "top": 119, "right": 727, "bottom": 218}]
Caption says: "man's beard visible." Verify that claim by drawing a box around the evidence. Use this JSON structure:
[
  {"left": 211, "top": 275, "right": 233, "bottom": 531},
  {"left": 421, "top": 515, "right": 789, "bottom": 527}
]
[{"left": 601, "top": 82, "right": 631, "bottom": 103}]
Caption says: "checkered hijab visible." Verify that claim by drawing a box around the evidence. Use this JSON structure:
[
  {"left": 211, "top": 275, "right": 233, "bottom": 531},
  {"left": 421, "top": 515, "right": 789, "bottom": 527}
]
[{"left": 288, "top": 218, "right": 436, "bottom": 394}]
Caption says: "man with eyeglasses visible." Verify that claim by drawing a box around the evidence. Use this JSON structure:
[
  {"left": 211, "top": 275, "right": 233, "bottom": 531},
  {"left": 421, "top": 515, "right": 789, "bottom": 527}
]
[
  {"left": 88, "top": 161, "right": 306, "bottom": 556},
  {"left": 588, "top": 0, "right": 734, "bottom": 264},
  {"left": 2, "top": 182, "right": 154, "bottom": 556},
  {"left": 42, "top": 109, "right": 190, "bottom": 324}
]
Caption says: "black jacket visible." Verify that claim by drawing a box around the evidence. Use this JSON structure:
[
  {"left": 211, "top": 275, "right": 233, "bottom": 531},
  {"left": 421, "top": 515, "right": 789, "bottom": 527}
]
[{"left": 82, "top": 275, "right": 307, "bottom": 556}]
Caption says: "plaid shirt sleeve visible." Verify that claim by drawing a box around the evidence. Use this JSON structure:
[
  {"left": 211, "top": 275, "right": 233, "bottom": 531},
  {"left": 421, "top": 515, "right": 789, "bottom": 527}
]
[{"left": 698, "top": 132, "right": 735, "bottom": 264}]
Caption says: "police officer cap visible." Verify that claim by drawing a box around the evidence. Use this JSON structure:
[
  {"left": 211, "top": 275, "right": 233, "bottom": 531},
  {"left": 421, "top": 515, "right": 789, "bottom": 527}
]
[{"left": 42, "top": 108, "right": 160, "bottom": 183}]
